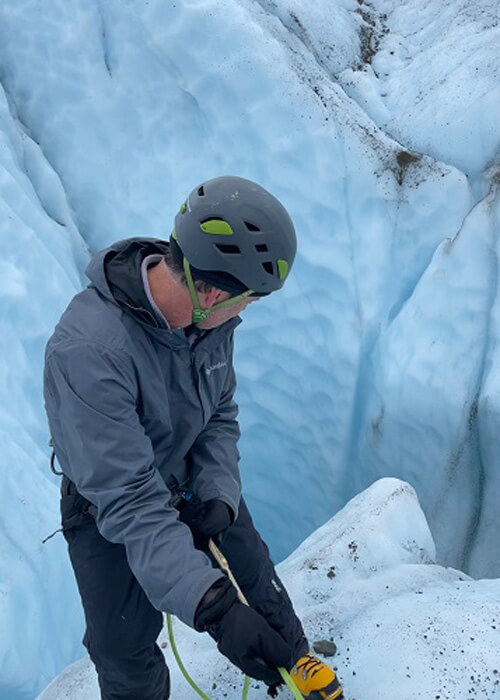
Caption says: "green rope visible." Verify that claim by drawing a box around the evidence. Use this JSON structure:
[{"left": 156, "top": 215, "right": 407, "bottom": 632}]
[
  {"left": 166, "top": 613, "right": 304, "bottom": 699},
  {"left": 166, "top": 539, "right": 304, "bottom": 699},
  {"left": 166, "top": 613, "right": 211, "bottom": 700},
  {"left": 279, "top": 668, "right": 304, "bottom": 699},
  {"left": 242, "top": 673, "right": 251, "bottom": 699}
]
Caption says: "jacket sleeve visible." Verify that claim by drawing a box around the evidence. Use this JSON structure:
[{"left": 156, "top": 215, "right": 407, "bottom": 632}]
[
  {"left": 188, "top": 339, "right": 242, "bottom": 520},
  {"left": 43, "top": 340, "right": 223, "bottom": 627}
]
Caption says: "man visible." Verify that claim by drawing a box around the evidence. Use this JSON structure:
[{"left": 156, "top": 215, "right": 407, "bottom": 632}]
[{"left": 43, "top": 176, "right": 344, "bottom": 699}]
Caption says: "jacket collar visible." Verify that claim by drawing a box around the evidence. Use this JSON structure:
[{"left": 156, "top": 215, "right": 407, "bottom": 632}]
[{"left": 86, "top": 237, "right": 242, "bottom": 350}]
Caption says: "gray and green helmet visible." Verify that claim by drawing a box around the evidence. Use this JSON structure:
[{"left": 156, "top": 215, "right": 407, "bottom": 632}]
[
  {"left": 170, "top": 176, "right": 297, "bottom": 323},
  {"left": 171, "top": 176, "right": 297, "bottom": 300}
]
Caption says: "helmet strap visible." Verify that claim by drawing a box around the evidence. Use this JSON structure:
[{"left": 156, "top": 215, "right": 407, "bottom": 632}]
[{"left": 182, "top": 257, "right": 254, "bottom": 325}]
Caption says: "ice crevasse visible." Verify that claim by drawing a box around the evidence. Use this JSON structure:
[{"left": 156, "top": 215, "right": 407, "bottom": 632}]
[{"left": 0, "top": 0, "right": 498, "bottom": 697}]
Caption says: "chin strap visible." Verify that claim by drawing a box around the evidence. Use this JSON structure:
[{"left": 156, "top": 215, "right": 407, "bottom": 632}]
[{"left": 182, "top": 256, "right": 254, "bottom": 325}]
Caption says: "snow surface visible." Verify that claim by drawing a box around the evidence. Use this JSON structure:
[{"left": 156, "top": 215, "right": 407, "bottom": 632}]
[
  {"left": 38, "top": 479, "right": 500, "bottom": 700},
  {"left": 0, "top": 0, "right": 499, "bottom": 697}
]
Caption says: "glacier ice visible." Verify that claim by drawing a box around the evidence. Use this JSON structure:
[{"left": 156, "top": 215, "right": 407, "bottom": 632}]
[{"left": 0, "top": 0, "right": 498, "bottom": 696}]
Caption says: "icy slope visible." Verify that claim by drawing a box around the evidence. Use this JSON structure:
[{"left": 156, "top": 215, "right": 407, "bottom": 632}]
[
  {"left": 257, "top": 0, "right": 500, "bottom": 178},
  {"left": 0, "top": 79, "right": 90, "bottom": 699},
  {"left": 38, "top": 479, "right": 500, "bottom": 700},
  {"left": 337, "top": 0, "right": 500, "bottom": 178}
]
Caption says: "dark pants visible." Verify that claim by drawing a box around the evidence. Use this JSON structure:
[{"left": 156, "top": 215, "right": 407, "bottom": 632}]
[{"left": 61, "top": 478, "right": 308, "bottom": 699}]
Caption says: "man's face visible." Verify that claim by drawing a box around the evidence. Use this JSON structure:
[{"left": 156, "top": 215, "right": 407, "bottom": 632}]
[{"left": 195, "top": 292, "right": 260, "bottom": 329}]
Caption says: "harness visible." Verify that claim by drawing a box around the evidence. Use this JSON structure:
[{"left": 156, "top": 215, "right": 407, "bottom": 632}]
[{"left": 51, "top": 438, "right": 185, "bottom": 521}]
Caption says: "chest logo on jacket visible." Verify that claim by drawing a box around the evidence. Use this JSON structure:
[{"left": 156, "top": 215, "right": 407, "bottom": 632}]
[{"left": 206, "top": 360, "right": 227, "bottom": 376}]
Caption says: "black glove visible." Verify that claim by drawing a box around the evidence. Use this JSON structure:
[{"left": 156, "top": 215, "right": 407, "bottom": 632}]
[
  {"left": 267, "top": 682, "right": 282, "bottom": 698},
  {"left": 179, "top": 497, "right": 233, "bottom": 549},
  {"left": 195, "top": 578, "right": 294, "bottom": 685}
]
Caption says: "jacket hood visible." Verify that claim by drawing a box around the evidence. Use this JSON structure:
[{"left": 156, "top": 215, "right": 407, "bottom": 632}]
[
  {"left": 84, "top": 237, "right": 241, "bottom": 347},
  {"left": 86, "top": 237, "right": 169, "bottom": 298},
  {"left": 85, "top": 237, "right": 169, "bottom": 327}
]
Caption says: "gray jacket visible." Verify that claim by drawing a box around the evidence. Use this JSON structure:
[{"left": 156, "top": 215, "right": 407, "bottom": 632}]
[{"left": 43, "top": 238, "right": 242, "bottom": 627}]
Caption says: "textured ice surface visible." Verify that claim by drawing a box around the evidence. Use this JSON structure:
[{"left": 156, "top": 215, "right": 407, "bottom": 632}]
[
  {"left": 38, "top": 479, "right": 500, "bottom": 699},
  {"left": 351, "top": 181, "right": 500, "bottom": 576},
  {"left": 0, "top": 76, "right": 90, "bottom": 699},
  {"left": 336, "top": 0, "right": 500, "bottom": 177},
  {"left": 0, "top": 0, "right": 499, "bottom": 696}
]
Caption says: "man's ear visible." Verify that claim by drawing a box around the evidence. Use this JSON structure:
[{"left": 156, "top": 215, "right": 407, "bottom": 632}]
[
  {"left": 213, "top": 287, "right": 229, "bottom": 303},
  {"left": 197, "top": 286, "right": 226, "bottom": 308}
]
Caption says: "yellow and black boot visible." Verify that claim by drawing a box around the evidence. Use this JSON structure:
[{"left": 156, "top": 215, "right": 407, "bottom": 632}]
[{"left": 289, "top": 652, "right": 344, "bottom": 699}]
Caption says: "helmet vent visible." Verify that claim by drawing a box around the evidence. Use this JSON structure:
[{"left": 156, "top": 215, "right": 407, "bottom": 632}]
[
  {"left": 262, "top": 261, "right": 274, "bottom": 275},
  {"left": 216, "top": 244, "right": 241, "bottom": 254},
  {"left": 255, "top": 244, "right": 268, "bottom": 253},
  {"left": 244, "top": 221, "right": 260, "bottom": 232},
  {"left": 197, "top": 186, "right": 205, "bottom": 197}
]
